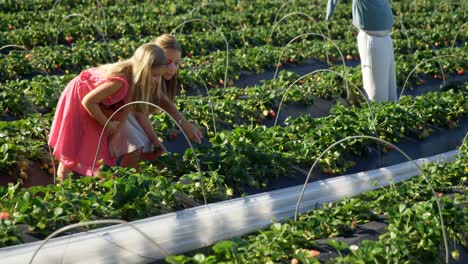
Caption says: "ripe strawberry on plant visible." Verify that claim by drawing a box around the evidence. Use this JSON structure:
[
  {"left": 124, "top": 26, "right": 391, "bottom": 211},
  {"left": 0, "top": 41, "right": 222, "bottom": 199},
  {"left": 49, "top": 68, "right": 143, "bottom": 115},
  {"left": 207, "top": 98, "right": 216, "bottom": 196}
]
[
  {"left": 65, "top": 36, "right": 73, "bottom": 44},
  {"left": 385, "top": 144, "right": 394, "bottom": 152},
  {"left": 0, "top": 212, "right": 9, "bottom": 220},
  {"left": 267, "top": 110, "right": 276, "bottom": 119},
  {"left": 457, "top": 69, "right": 464, "bottom": 75},
  {"left": 169, "top": 133, "right": 177, "bottom": 139},
  {"left": 219, "top": 79, "right": 225, "bottom": 86},
  {"left": 289, "top": 57, "right": 296, "bottom": 63}
]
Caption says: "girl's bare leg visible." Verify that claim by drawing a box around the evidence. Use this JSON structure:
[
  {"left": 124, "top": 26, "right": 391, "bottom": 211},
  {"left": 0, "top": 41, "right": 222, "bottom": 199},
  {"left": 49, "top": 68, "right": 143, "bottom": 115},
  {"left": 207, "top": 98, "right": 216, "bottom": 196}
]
[{"left": 57, "top": 162, "right": 72, "bottom": 183}]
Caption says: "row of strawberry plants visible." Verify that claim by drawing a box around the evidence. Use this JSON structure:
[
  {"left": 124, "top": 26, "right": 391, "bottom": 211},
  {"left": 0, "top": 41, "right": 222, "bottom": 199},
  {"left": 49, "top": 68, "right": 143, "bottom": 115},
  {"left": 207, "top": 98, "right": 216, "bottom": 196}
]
[
  {"left": 1, "top": 62, "right": 353, "bottom": 122},
  {"left": 0, "top": 0, "right": 187, "bottom": 13},
  {"left": 178, "top": 88, "right": 467, "bottom": 193},
  {"left": 0, "top": 68, "right": 336, "bottom": 176},
  {"left": 2, "top": 8, "right": 465, "bottom": 61},
  {"left": 0, "top": 0, "right": 326, "bottom": 48},
  {"left": 1, "top": 31, "right": 465, "bottom": 89},
  {"left": 4, "top": 0, "right": 465, "bottom": 50},
  {"left": 165, "top": 141, "right": 467, "bottom": 263},
  {"left": 0, "top": 88, "right": 465, "bottom": 246}
]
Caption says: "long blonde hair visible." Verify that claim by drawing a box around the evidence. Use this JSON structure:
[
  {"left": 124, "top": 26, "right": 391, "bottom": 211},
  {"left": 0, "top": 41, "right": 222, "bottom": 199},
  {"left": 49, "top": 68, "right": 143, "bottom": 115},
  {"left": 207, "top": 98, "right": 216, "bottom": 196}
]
[
  {"left": 153, "top": 34, "right": 181, "bottom": 103},
  {"left": 99, "top": 43, "right": 167, "bottom": 113}
]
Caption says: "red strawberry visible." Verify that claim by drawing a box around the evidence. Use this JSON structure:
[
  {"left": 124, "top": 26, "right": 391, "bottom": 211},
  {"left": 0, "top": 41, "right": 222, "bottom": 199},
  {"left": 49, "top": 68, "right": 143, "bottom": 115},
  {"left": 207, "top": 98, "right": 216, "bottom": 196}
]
[
  {"left": 267, "top": 110, "right": 276, "bottom": 119},
  {"left": 54, "top": 64, "right": 61, "bottom": 70},
  {"left": 170, "top": 133, "right": 177, "bottom": 139},
  {"left": 457, "top": 69, "right": 464, "bottom": 75},
  {"left": 65, "top": 36, "right": 73, "bottom": 44},
  {"left": 433, "top": 74, "right": 439, "bottom": 79},
  {"left": 289, "top": 58, "right": 296, "bottom": 63},
  {"left": 385, "top": 144, "right": 394, "bottom": 152},
  {"left": 0, "top": 212, "right": 9, "bottom": 220},
  {"left": 219, "top": 79, "right": 225, "bottom": 86}
]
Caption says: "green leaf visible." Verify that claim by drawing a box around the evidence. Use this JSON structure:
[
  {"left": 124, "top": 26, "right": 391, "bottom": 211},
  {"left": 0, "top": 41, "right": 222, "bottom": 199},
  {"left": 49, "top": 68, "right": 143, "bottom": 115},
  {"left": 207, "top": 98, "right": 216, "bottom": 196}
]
[
  {"left": 398, "top": 204, "right": 406, "bottom": 213},
  {"left": 371, "top": 247, "right": 383, "bottom": 255},
  {"left": 22, "top": 192, "right": 30, "bottom": 201},
  {"left": 54, "top": 207, "right": 63, "bottom": 217},
  {"left": 165, "top": 255, "right": 191, "bottom": 264},
  {"left": 213, "top": 240, "right": 234, "bottom": 254}
]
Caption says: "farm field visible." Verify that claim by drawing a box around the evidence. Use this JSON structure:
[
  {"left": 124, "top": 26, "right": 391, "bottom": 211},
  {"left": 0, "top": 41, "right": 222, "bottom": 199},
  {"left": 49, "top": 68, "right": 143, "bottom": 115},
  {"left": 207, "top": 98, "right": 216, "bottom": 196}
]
[{"left": 0, "top": 0, "right": 467, "bottom": 263}]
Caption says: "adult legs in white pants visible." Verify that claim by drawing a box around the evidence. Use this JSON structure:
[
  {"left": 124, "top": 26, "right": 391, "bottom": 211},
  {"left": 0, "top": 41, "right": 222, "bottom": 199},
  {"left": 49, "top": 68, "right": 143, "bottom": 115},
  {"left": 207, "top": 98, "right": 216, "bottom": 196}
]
[{"left": 358, "top": 30, "right": 397, "bottom": 102}]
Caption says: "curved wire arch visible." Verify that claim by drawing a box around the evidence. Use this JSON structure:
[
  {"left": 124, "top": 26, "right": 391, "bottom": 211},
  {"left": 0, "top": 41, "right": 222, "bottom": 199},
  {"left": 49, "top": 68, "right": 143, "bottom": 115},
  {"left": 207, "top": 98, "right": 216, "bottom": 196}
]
[
  {"left": 28, "top": 219, "right": 168, "bottom": 264},
  {"left": 0, "top": 45, "right": 59, "bottom": 184},
  {"left": 91, "top": 101, "right": 207, "bottom": 205},
  {"left": 55, "top": 14, "right": 114, "bottom": 63},
  {"left": 171, "top": 19, "right": 230, "bottom": 89},
  {"left": 293, "top": 135, "right": 450, "bottom": 264}
]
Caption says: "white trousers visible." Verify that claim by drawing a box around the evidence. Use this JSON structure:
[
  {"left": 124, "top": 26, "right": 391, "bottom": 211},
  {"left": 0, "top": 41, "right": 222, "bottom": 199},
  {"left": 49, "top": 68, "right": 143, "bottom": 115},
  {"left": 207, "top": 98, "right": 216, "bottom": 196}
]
[{"left": 357, "top": 30, "right": 397, "bottom": 102}]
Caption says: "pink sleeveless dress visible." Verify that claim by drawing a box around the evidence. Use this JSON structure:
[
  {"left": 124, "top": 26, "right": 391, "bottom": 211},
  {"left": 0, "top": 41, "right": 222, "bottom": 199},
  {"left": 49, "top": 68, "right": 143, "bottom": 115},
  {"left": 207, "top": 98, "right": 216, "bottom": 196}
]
[{"left": 48, "top": 68, "right": 130, "bottom": 176}]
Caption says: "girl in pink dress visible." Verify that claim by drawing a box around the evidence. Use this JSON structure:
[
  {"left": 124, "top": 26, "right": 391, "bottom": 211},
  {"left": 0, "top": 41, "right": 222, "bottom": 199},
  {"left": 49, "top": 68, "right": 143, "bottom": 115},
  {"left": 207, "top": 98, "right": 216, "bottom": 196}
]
[
  {"left": 111, "top": 34, "right": 203, "bottom": 172},
  {"left": 48, "top": 43, "right": 171, "bottom": 180}
]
